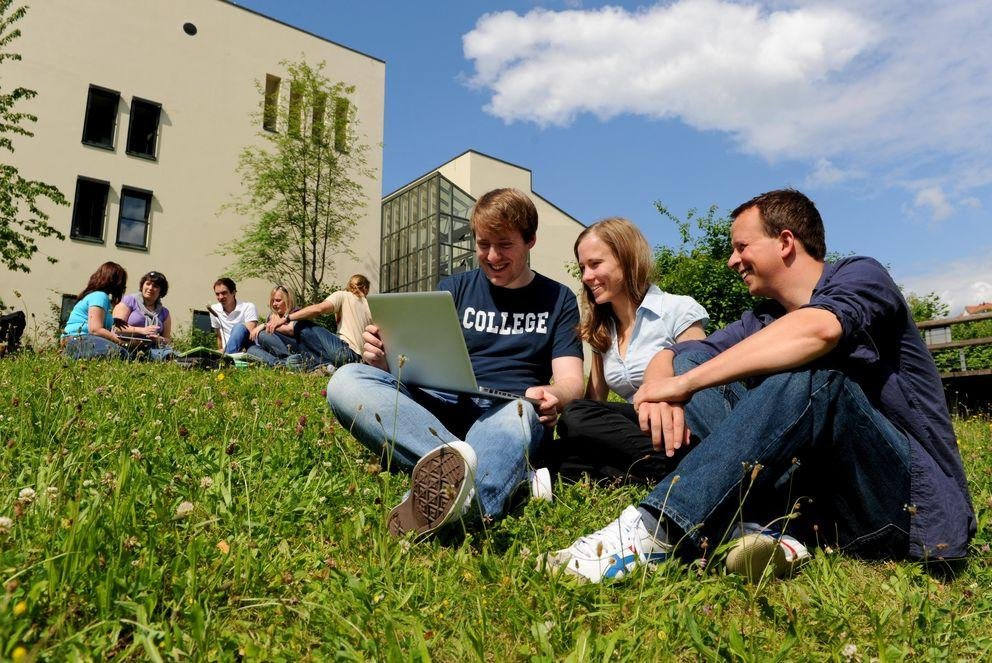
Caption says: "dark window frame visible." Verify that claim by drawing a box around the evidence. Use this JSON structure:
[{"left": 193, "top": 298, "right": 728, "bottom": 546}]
[
  {"left": 69, "top": 176, "right": 111, "bottom": 243},
  {"left": 115, "top": 186, "right": 153, "bottom": 250},
  {"left": 263, "top": 74, "right": 281, "bottom": 132},
  {"left": 59, "top": 294, "right": 79, "bottom": 329},
  {"left": 125, "top": 97, "right": 162, "bottom": 160},
  {"left": 80, "top": 85, "right": 120, "bottom": 150}
]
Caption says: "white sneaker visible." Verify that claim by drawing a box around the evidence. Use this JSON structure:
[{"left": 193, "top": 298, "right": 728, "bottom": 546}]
[
  {"left": 546, "top": 506, "right": 671, "bottom": 582},
  {"left": 529, "top": 467, "right": 553, "bottom": 502},
  {"left": 388, "top": 441, "right": 477, "bottom": 540},
  {"left": 725, "top": 522, "right": 811, "bottom": 582}
]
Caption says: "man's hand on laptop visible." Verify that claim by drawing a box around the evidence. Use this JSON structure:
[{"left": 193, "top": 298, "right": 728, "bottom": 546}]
[
  {"left": 525, "top": 386, "right": 560, "bottom": 427},
  {"left": 361, "top": 324, "right": 389, "bottom": 370}
]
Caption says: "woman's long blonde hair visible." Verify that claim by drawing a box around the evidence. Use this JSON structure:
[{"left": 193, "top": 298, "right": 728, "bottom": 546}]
[
  {"left": 269, "top": 285, "right": 296, "bottom": 313},
  {"left": 346, "top": 274, "right": 371, "bottom": 298},
  {"left": 575, "top": 217, "right": 653, "bottom": 353}
]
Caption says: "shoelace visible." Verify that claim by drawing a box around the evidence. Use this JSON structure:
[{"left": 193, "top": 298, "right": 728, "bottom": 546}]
[{"left": 570, "top": 511, "right": 643, "bottom": 557}]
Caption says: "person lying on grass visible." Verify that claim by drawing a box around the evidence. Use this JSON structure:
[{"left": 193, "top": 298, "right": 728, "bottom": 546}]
[
  {"left": 327, "top": 188, "right": 584, "bottom": 540},
  {"left": 547, "top": 188, "right": 976, "bottom": 583}
]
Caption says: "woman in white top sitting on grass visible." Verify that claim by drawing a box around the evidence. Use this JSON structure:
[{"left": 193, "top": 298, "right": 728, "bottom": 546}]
[{"left": 547, "top": 217, "right": 708, "bottom": 484}]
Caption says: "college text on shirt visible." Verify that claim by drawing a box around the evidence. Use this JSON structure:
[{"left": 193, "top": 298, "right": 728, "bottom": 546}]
[{"left": 461, "top": 307, "right": 549, "bottom": 335}]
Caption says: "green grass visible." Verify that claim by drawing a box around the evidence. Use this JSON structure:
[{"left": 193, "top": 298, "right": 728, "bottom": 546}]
[{"left": 0, "top": 353, "right": 990, "bottom": 660}]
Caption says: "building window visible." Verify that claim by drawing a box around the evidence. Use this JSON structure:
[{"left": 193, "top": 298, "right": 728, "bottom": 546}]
[
  {"left": 116, "top": 187, "right": 153, "bottom": 249},
  {"left": 288, "top": 80, "right": 303, "bottom": 136},
  {"left": 59, "top": 294, "right": 79, "bottom": 329},
  {"left": 312, "top": 91, "right": 327, "bottom": 144},
  {"left": 380, "top": 174, "right": 477, "bottom": 293},
  {"left": 69, "top": 177, "right": 110, "bottom": 242},
  {"left": 81, "top": 85, "right": 120, "bottom": 149},
  {"left": 333, "top": 96, "right": 350, "bottom": 152},
  {"left": 263, "top": 74, "right": 280, "bottom": 132},
  {"left": 126, "top": 98, "right": 161, "bottom": 159}
]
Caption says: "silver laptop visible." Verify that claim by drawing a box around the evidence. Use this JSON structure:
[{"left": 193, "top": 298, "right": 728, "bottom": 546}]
[{"left": 367, "top": 291, "right": 540, "bottom": 404}]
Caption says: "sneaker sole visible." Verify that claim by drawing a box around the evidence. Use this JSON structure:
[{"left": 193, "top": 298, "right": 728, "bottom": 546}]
[
  {"left": 388, "top": 442, "right": 476, "bottom": 540},
  {"left": 726, "top": 533, "right": 790, "bottom": 582}
]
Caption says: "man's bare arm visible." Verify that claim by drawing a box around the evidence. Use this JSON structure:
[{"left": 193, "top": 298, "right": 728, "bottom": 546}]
[{"left": 525, "top": 355, "right": 584, "bottom": 426}]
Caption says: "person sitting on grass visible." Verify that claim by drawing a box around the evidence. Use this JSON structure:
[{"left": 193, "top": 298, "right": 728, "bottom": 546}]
[
  {"left": 545, "top": 217, "right": 707, "bottom": 486},
  {"left": 548, "top": 188, "right": 975, "bottom": 583},
  {"left": 265, "top": 274, "right": 373, "bottom": 371},
  {"left": 62, "top": 262, "right": 131, "bottom": 360},
  {"left": 326, "top": 188, "right": 584, "bottom": 540},
  {"left": 247, "top": 284, "right": 302, "bottom": 366},
  {"left": 209, "top": 278, "right": 261, "bottom": 356},
  {"left": 113, "top": 270, "right": 173, "bottom": 356}
]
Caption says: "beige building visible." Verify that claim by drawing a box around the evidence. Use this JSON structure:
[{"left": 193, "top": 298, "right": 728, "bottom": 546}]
[
  {"left": 381, "top": 150, "right": 586, "bottom": 294},
  {"left": 3, "top": 0, "right": 384, "bottom": 339}
]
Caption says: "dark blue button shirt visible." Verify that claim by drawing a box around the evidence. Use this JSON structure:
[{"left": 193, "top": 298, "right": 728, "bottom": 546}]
[{"left": 673, "top": 257, "right": 975, "bottom": 559}]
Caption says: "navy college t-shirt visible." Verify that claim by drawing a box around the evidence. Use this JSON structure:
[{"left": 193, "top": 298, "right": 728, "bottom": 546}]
[{"left": 438, "top": 269, "right": 583, "bottom": 394}]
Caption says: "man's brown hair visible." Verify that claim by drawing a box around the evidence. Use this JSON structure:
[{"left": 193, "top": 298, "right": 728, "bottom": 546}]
[
  {"left": 470, "top": 188, "right": 538, "bottom": 242},
  {"left": 731, "top": 188, "right": 826, "bottom": 261}
]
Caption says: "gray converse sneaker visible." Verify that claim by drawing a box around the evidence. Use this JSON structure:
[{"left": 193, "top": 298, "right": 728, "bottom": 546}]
[
  {"left": 725, "top": 522, "right": 811, "bottom": 582},
  {"left": 388, "top": 441, "right": 478, "bottom": 540}
]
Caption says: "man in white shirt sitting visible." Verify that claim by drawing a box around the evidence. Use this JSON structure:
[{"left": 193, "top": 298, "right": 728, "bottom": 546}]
[{"left": 209, "top": 278, "right": 259, "bottom": 353}]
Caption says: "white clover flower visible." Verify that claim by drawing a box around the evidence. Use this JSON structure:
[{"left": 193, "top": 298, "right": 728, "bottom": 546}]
[
  {"left": 82, "top": 479, "right": 94, "bottom": 488},
  {"left": 17, "top": 487, "right": 35, "bottom": 503},
  {"left": 131, "top": 448, "right": 143, "bottom": 461},
  {"left": 841, "top": 643, "right": 858, "bottom": 661},
  {"left": 175, "top": 501, "right": 194, "bottom": 518},
  {"left": 46, "top": 486, "right": 59, "bottom": 499},
  {"left": 199, "top": 477, "right": 214, "bottom": 489},
  {"left": 0, "top": 516, "right": 13, "bottom": 533}
]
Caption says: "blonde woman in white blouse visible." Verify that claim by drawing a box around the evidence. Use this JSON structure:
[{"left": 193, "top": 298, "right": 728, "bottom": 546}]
[{"left": 548, "top": 217, "right": 708, "bottom": 484}]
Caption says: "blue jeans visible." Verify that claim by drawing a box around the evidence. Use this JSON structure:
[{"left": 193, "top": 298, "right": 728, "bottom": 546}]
[
  {"left": 63, "top": 335, "right": 127, "bottom": 359},
  {"left": 256, "top": 331, "right": 297, "bottom": 359},
  {"left": 326, "top": 363, "right": 544, "bottom": 518},
  {"left": 224, "top": 323, "right": 251, "bottom": 354},
  {"left": 642, "top": 351, "right": 912, "bottom": 558},
  {"left": 296, "top": 322, "right": 360, "bottom": 369}
]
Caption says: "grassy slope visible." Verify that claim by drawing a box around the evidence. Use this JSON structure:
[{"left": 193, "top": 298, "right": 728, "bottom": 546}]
[{"left": 0, "top": 354, "right": 990, "bottom": 660}]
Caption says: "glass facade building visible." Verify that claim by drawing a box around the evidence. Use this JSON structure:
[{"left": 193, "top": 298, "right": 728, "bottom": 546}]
[{"left": 380, "top": 173, "right": 477, "bottom": 292}]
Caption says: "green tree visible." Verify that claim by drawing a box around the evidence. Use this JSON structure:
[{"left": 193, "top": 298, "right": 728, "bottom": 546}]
[
  {"left": 224, "top": 59, "right": 373, "bottom": 303},
  {"left": 903, "top": 290, "right": 950, "bottom": 322},
  {"left": 653, "top": 203, "right": 754, "bottom": 330},
  {"left": 0, "top": 1, "right": 67, "bottom": 273}
]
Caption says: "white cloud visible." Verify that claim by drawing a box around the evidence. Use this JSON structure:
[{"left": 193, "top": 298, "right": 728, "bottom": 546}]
[
  {"left": 804, "top": 158, "right": 862, "bottom": 188},
  {"left": 463, "top": 0, "right": 992, "bottom": 197},
  {"left": 897, "top": 254, "right": 992, "bottom": 316},
  {"left": 912, "top": 186, "right": 953, "bottom": 221}
]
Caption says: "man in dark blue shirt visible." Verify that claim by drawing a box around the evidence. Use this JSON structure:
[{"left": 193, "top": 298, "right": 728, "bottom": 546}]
[
  {"left": 549, "top": 188, "right": 975, "bottom": 583},
  {"left": 328, "top": 188, "right": 584, "bottom": 541}
]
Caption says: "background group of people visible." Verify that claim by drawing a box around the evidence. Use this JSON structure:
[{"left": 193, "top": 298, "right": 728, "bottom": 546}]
[{"left": 59, "top": 265, "right": 372, "bottom": 372}]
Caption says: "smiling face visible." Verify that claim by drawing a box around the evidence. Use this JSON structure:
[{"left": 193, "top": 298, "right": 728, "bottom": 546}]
[
  {"left": 475, "top": 226, "right": 536, "bottom": 289},
  {"left": 140, "top": 279, "right": 161, "bottom": 305},
  {"left": 577, "top": 232, "right": 627, "bottom": 308},
  {"left": 728, "top": 206, "right": 786, "bottom": 299}
]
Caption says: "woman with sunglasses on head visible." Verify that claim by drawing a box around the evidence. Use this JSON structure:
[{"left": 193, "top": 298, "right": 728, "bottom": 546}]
[
  {"left": 113, "top": 271, "right": 172, "bottom": 344},
  {"left": 545, "top": 217, "right": 708, "bottom": 485},
  {"left": 62, "top": 261, "right": 131, "bottom": 359}
]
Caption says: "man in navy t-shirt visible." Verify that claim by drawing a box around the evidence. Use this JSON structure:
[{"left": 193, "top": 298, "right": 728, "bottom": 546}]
[
  {"left": 327, "top": 188, "right": 584, "bottom": 540},
  {"left": 550, "top": 188, "right": 975, "bottom": 583}
]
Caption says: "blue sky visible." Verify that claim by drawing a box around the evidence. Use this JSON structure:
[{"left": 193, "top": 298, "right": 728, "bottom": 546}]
[{"left": 237, "top": 0, "right": 992, "bottom": 315}]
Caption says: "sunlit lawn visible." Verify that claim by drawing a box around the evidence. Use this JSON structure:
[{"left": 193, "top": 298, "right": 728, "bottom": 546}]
[{"left": 0, "top": 353, "right": 990, "bottom": 660}]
